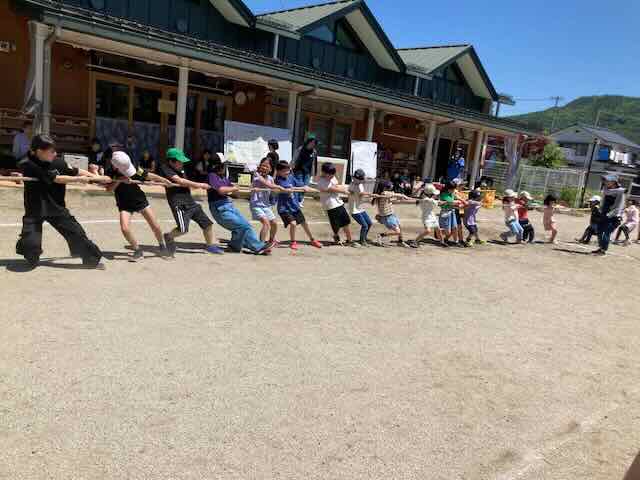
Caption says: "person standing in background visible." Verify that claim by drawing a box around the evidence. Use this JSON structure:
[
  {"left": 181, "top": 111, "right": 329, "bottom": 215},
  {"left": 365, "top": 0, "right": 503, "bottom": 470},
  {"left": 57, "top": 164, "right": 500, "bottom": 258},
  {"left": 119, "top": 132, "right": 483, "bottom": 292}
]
[
  {"left": 12, "top": 121, "right": 32, "bottom": 162},
  {"left": 594, "top": 174, "right": 626, "bottom": 256},
  {"left": 267, "top": 139, "right": 280, "bottom": 172},
  {"left": 87, "top": 138, "right": 104, "bottom": 175},
  {"left": 446, "top": 145, "right": 465, "bottom": 182},
  {"left": 291, "top": 136, "right": 318, "bottom": 205},
  {"left": 139, "top": 149, "right": 156, "bottom": 173}
]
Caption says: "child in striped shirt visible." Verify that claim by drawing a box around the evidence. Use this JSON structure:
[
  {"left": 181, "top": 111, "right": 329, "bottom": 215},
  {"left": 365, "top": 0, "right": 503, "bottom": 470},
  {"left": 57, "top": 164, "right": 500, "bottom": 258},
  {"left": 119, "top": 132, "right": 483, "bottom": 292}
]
[{"left": 373, "top": 181, "right": 410, "bottom": 247}]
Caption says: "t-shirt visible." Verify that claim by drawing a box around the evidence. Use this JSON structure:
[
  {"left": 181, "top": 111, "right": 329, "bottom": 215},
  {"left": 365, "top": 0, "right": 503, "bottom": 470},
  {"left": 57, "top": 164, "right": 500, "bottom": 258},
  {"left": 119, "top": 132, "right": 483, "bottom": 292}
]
[
  {"left": 503, "top": 201, "right": 518, "bottom": 222},
  {"left": 207, "top": 173, "right": 232, "bottom": 205},
  {"left": 251, "top": 173, "right": 273, "bottom": 209},
  {"left": 156, "top": 161, "right": 194, "bottom": 206},
  {"left": 624, "top": 205, "right": 639, "bottom": 228},
  {"left": 417, "top": 197, "right": 438, "bottom": 223},
  {"left": 316, "top": 176, "right": 344, "bottom": 211},
  {"left": 464, "top": 200, "right": 482, "bottom": 226},
  {"left": 516, "top": 200, "right": 529, "bottom": 221},
  {"left": 19, "top": 154, "right": 79, "bottom": 217},
  {"left": 275, "top": 174, "right": 303, "bottom": 214},
  {"left": 293, "top": 147, "right": 316, "bottom": 175},
  {"left": 348, "top": 182, "right": 366, "bottom": 215},
  {"left": 376, "top": 192, "right": 394, "bottom": 216}
]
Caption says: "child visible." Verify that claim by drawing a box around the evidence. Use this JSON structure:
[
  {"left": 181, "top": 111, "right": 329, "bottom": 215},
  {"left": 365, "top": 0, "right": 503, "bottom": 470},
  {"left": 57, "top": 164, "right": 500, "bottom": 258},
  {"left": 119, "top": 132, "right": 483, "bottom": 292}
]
[
  {"left": 348, "top": 169, "right": 374, "bottom": 247},
  {"left": 499, "top": 189, "right": 523, "bottom": 244},
  {"left": 104, "top": 149, "right": 172, "bottom": 261},
  {"left": 316, "top": 162, "right": 355, "bottom": 246},
  {"left": 438, "top": 182, "right": 463, "bottom": 246},
  {"left": 614, "top": 200, "right": 639, "bottom": 246},
  {"left": 274, "top": 161, "right": 322, "bottom": 250},
  {"left": 15, "top": 135, "right": 104, "bottom": 269},
  {"left": 251, "top": 157, "right": 283, "bottom": 244},
  {"left": 156, "top": 148, "right": 224, "bottom": 256},
  {"left": 577, "top": 196, "right": 601, "bottom": 244},
  {"left": 207, "top": 156, "right": 274, "bottom": 255},
  {"left": 464, "top": 189, "right": 484, "bottom": 246},
  {"left": 517, "top": 191, "right": 535, "bottom": 244},
  {"left": 543, "top": 194, "right": 559, "bottom": 244},
  {"left": 412, "top": 184, "right": 446, "bottom": 248},
  {"left": 372, "top": 181, "right": 410, "bottom": 247}
]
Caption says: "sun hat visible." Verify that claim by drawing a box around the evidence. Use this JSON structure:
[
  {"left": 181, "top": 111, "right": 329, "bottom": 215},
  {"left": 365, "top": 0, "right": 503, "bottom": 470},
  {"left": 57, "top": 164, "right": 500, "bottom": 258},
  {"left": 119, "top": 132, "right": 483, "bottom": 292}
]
[
  {"left": 589, "top": 195, "right": 602, "bottom": 203},
  {"left": 424, "top": 184, "right": 440, "bottom": 195},
  {"left": 603, "top": 173, "right": 619, "bottom": 183},
  {"left": 451, "top": 178, "right": 463, "bottom": 186},
  {"left": 519, "top": 191, "right": 533, "bottom": 201},
  {"left": 111, "top": 151, "right": 136, "bottom": 178},
  {"left": 503, "top": 189, "right": 517, "bottom": 198},
  {"left": 166, "top": 148, "right": 191, "bottom": 164},
  {"left": 353, "top": 169, "right": 366, "bottom": 180}
]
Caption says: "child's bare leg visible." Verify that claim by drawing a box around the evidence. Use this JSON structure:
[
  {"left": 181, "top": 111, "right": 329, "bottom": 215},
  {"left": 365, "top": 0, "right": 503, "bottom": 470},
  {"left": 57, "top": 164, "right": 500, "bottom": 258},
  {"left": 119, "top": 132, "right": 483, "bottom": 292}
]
[
  {"left": 289, "top": 223, "right": 297, "bottom": 243},
  {"left": 203, "top": 225, "right": 217, "bottom": 246},
  {"left": 166, "top": 227, "right": 184, "bottom": 240},
  {"left": 550, "top": 227, "right": 558, "bottom": 243},
  {"left": 416, "top": 229, "right": 428, "bottom": 242},
  {"left": 140, "top": 207, "right": 164, "bottom": 246},
  {"left": 119, "top": 211, "right": 138, "bottom": 249},
  {"left": 301, "top": 222, "right": 316, "bottom": 241},
  {"left": 259, "top": 218, "right": 270, "bottom": 242},
  {"left": 269, "top": 221, "right": 278, "bottom": 242},
  {"left": 343, "top": 226, "right": 353, "bottom": 242}
]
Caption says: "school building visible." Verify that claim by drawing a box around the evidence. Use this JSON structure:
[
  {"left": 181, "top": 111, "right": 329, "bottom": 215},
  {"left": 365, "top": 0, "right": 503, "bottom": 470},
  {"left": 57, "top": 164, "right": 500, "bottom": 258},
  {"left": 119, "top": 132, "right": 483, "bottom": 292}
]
[{"left": 0, "top": 0, "right": 538, "bottom": 186}]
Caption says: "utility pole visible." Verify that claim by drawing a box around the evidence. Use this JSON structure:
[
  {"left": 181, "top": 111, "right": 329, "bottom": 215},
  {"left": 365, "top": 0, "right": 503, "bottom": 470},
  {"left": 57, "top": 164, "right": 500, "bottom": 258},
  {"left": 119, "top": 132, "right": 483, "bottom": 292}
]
[{"left": 550, "top": 96, "right": 564, "bottom": 131}]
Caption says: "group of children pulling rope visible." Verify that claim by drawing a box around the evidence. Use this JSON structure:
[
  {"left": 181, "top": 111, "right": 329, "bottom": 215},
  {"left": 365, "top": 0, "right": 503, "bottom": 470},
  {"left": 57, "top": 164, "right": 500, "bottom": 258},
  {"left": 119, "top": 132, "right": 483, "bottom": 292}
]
[{"left": 5, "top": 135, "right": 639, "bottom": 269}]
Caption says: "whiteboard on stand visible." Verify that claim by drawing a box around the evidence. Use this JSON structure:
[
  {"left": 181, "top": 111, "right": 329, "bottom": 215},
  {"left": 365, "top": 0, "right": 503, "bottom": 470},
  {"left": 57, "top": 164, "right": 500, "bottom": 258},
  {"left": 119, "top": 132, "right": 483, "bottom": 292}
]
[
  {"left": 224, "top": 121, "right": 292, "bottom": 172},
  {"left": 350, "top": 141, "right": 378, "bottom": 179}
]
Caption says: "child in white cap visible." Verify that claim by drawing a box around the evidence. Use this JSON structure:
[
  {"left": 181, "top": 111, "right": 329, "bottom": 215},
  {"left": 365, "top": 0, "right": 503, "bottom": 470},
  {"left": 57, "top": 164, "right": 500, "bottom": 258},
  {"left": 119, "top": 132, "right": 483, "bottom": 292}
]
[
  {"left": 411, "top": 184, "right": 445, "bottom": 248},
  {"left": 614, "top": 200, "right": 639, "bottom": 246},
  {"left": 105, "top": 148, "right": 174, "bottom": 261},
  {"left": 499, "top": 189, "right": 523, "bottom": 244},
  {"left": 577, "top": 196, "right": 601, "bottom": 244}
]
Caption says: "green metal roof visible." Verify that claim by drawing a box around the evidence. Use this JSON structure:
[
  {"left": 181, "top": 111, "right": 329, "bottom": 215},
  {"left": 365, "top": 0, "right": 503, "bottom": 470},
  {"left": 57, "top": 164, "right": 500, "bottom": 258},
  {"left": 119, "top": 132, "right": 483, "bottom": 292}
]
[
  {"left": 397, "top": 45, "right": 470, "bottom": 75},
  {"left": 256, "top": 0, "right": 358, "bottom": 31}
]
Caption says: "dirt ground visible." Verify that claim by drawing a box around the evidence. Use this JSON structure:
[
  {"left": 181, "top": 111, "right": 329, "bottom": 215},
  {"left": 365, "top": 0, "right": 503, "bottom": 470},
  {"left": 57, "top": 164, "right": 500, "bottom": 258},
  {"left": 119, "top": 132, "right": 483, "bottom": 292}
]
[{"left": 1, "top": 185, "right": 639, "bottom": 480}]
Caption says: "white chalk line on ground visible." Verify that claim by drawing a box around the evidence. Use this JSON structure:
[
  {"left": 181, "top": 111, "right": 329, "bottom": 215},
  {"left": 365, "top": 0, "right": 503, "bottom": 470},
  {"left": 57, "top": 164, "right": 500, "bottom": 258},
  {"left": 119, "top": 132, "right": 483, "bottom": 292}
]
[{"left": 495, "top": 385, "right": 640, "bottom": 480}]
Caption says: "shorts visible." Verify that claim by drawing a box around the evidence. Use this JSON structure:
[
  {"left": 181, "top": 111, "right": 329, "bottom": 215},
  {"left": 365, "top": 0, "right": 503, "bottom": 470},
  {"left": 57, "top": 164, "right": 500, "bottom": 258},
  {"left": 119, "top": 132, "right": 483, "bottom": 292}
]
[
  {"left": 170, "top": 201, "right": 213, "bottom": 234},
  {"left": 251, "top": 206, "right": 276, "bottom": 222},
  {"left": 280, "top": 210, "right": 306, "bottom": 228},
  {"left": 465, "top": 224, "right": 478, "bottom": 235},
  {"left": 115, "top": 184, "right": 149, "bottom": 213},
  {"left": 454, "top": 209, "right": 462, "bottom": 224},
  {"left": 327, "top": 205, "right": 351, "bottom": 234},
  {"left": 378, "top": 214, "right": 400, "bottom": 230},
  {"left": 439, "top": 211, "right": 458, "bottom": 231},
  {"left": 423, "top": 217, "right": 439, "bottom": 229}
]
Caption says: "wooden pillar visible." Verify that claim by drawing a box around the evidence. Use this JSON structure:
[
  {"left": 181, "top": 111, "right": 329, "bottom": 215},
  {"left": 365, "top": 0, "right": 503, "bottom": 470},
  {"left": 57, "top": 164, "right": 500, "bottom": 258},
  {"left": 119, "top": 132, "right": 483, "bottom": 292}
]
[
  {"left": 470, "top": 130, "right": 485, "bottom": 189},
  {"left": 366, "top": 108, "right": 376, "bottom": 142},
  {"left": 287, "top": 91, "right": 298, "bottom": 132},
  {"left": 421, "top": 120, "right": 437, "bottom": 179},
  {"left": 430, "top": 129, "right": 442, "bottom": 179},
  {"left": 174, "top": 64, "right": 189, "bottom": 150}
]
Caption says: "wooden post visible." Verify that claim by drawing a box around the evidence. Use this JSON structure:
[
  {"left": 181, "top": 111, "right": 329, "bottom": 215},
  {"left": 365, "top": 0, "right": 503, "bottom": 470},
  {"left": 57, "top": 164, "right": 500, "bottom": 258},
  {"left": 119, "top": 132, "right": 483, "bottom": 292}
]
[
  {"left": 174, "top": 64, "right": 189, "bottom": 150},
  {"left": 421, "top": 120, "right": 437, "bottom": 179}
]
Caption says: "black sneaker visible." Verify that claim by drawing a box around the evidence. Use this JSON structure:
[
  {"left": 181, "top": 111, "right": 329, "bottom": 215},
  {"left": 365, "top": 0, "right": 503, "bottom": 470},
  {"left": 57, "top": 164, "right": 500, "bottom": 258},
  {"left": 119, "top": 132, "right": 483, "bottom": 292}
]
[
  {"left": 163, "top": 233, "right": 176, "bottom": 256},
  {"left": 129, "top": 249, "right": 143, "bottom": 262}
]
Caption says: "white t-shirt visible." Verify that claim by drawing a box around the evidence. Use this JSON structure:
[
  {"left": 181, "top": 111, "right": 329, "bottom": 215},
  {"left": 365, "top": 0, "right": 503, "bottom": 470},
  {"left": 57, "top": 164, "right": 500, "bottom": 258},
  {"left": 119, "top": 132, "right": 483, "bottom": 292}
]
[
  {"left": 348, "top": 182, "right": 366, "bottom": 214},
  {"left": 316, "top": 176, "right": 344, "bottom": 211},
  {"left": 418, "top": 197, "right": 438, "bottom": 223}
]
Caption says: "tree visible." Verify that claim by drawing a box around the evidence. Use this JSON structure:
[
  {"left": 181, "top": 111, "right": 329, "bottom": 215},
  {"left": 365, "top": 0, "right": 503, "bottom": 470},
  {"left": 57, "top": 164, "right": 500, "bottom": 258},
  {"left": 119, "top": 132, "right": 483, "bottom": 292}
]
[{"left": 529, "top": 143, "right": 567, "bottom": 169}]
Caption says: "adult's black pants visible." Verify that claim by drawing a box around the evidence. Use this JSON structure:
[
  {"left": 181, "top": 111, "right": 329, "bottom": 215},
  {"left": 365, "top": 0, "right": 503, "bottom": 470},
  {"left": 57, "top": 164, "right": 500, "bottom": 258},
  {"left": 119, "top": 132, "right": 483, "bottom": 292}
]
[{"left": 16, "top": 215, "right": 102, "bottom": 266}]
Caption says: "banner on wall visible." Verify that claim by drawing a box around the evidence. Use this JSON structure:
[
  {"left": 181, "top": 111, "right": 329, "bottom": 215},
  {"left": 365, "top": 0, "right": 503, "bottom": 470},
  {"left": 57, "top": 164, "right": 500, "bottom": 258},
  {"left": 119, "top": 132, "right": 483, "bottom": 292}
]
[
  {"left": 224, "top": 121, "right": 292, "bottom": 171},
  {"left": 350, "top": 141, "right": 378, "bottom": 179}
]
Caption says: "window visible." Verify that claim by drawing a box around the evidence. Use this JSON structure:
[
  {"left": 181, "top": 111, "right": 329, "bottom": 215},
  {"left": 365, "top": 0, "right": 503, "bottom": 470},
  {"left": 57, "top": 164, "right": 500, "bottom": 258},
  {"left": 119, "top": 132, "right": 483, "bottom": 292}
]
[
  {"left": 335, "top": 20, "right": 361, "bottom": 51},
  {"left": 308, "top": 24, "right": 334, "bottom": 43},
  {"left": 133, "top": 87, "right": 162, "bottom": 124},
  {"left": 96, "top": 80, "right": 129, "bottom": 119}
]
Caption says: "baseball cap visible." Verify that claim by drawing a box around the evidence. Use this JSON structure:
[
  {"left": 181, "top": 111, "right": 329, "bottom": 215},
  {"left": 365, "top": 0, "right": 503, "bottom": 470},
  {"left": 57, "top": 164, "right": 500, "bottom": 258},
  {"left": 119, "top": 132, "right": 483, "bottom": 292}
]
[
  {"left": 424, "top": 184, "right": 440, "bottom": 196},
  {"left": 603, "top": 173, "right": 618, "bottom": 182},
  {"left": 503, "top": 189, "right": 517, "bottom": 198},
  {"left": 166, "top": 148, "right": 191, "bottom": 164},
  {"left": 589, "top": 195, "right": 601, "bottom": 203},
  {"left": 519, "top": 191, "right": 533, "bottom": 201},
  {"left": 111, "top": 151, "right": 136, "bottom": 178},
  {"left": 353, "top": 169, "right": 366, "bottom": 180}
]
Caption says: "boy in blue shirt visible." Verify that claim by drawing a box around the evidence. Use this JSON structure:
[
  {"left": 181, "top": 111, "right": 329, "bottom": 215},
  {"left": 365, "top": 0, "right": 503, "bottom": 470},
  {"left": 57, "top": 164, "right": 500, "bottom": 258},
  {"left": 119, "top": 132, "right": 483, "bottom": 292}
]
[{"left": 275, "top": 161, "right": 322, "bottom": 250}]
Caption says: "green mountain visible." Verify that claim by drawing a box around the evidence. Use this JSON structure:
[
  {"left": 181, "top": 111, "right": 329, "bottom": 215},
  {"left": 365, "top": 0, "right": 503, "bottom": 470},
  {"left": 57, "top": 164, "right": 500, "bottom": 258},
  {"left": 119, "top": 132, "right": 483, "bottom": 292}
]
[{"left": 508, "top": 95, "right": 640, "bottom": 145}]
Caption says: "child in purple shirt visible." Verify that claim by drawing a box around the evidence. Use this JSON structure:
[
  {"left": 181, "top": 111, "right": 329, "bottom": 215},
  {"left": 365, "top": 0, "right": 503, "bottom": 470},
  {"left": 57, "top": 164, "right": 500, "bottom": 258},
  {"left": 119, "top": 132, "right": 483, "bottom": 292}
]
[{"left": 463, "top": 189, "right": 484, "bottom": 246}]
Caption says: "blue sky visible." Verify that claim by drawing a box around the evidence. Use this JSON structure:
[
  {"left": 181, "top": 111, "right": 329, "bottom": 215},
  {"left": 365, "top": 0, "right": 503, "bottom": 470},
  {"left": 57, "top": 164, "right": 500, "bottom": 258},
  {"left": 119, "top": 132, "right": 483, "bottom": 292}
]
[{"left": 245, "top": 0, "right": 640, "bottom": 116}]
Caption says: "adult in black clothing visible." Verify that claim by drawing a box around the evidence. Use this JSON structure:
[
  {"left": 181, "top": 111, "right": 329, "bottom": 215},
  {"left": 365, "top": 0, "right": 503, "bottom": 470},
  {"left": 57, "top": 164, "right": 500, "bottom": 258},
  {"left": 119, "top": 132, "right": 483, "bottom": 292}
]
[
  {"left": 267, "top": 139, "right": 280, "bottom": 172},
  {"left": 15, "top": 135, "right": 104, "bottom": 269},
  {"left": 187, "top": 149, "right": 213, "bottom": 182},
  {"left": 292, "top": 136, "right": 317, "bottom": 204},
  {"left": 88, "top": 137, "right": 104, "bottom": 175},
  {"left": 139, "top": 149, "right": 156, "bottom": 172}
]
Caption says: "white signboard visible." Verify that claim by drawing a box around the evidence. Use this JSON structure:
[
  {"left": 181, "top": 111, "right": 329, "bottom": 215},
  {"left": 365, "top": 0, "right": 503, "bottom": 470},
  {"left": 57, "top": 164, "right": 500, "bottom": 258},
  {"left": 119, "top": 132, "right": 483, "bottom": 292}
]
[
  {"left": 350, "top": 141, "right": 378, "bottom": 179},
  {"left": 64, "top": 154, "right": 88, "bottom": 171},
  {"left": 224, "top": 120, "right": 292, "bottom": 171},
  {"left": 316, "top": 157, "right": 348, "bottom": 185}
]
